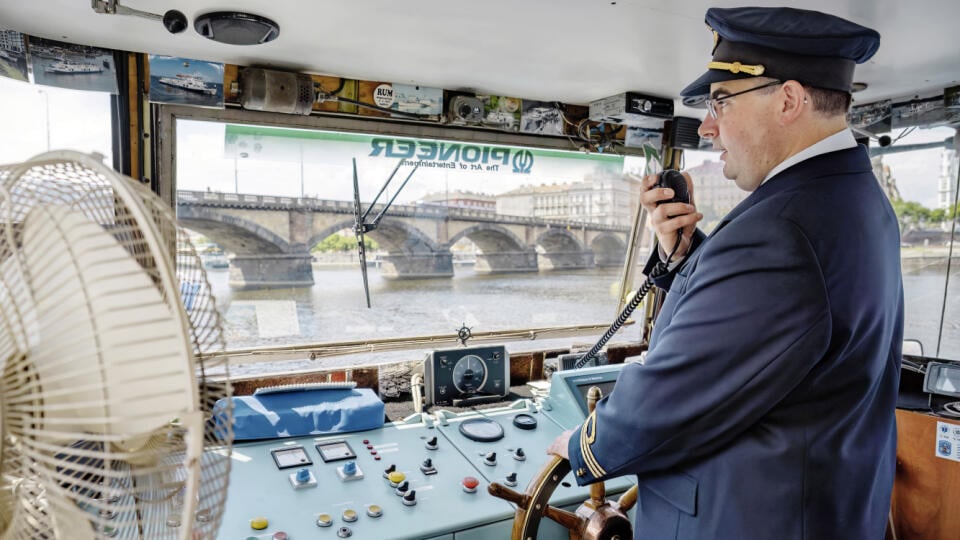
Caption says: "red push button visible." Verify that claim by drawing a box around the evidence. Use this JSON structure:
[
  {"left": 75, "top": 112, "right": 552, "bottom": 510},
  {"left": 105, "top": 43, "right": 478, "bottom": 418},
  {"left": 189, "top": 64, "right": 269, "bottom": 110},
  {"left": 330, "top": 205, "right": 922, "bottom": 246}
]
[{"left": 462, "top": 476, "right": 480, "bottom": 493}]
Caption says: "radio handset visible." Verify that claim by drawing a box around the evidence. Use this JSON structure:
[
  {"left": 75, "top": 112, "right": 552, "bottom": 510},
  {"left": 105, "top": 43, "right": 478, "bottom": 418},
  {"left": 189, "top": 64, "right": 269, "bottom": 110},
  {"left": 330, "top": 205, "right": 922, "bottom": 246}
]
[
  {"left": 571, "top": 169, "right": 693, "bottom": 369},
  {"left": 655, "top": 169, "right": 690, "bottom": 206}
]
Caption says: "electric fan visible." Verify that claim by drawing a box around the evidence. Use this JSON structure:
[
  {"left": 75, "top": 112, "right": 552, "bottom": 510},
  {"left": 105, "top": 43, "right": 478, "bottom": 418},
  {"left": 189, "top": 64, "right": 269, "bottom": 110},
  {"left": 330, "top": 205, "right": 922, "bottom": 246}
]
[{"left": 0, "top": 151, "right": 233, "bottom": 539}]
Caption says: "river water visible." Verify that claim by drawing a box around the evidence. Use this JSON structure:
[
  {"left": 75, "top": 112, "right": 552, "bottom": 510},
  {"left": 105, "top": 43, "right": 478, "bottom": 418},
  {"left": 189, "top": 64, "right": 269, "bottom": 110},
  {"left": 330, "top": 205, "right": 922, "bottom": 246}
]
[{"left": 204, "top": 258, "right": 959, "bottom": 373}]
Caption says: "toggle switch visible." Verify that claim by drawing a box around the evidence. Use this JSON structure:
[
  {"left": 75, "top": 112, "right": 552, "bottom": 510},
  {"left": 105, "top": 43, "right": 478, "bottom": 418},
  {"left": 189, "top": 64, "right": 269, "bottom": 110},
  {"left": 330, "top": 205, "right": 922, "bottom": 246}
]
[
  {"left": 395, "top": 481, "right": 410, "bottom": 496},
  {"left": 483, "top": 452, "right": 497, "bottom": 466},
  {"left": 402, "top": 490, "right": 417, "bottom": 506},
  {"left": 513, "top": 448, "right": 526, "bottom": 461},
  {"left": 420, "top": 458, "right": 437, "bottom": 475},
  {"left": 505, "top": 472, "right": 518, "bottom": 487},
  {"left": 425, "top": 437, "right": 438, "bottom": 450}
]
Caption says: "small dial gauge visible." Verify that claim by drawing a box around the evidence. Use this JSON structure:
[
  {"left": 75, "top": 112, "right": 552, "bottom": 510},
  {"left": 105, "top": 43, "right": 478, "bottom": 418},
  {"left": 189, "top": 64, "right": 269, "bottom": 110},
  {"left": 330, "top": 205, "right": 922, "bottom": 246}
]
[{"left": 452, "top": 354, "right": 488, "bottom": 394}]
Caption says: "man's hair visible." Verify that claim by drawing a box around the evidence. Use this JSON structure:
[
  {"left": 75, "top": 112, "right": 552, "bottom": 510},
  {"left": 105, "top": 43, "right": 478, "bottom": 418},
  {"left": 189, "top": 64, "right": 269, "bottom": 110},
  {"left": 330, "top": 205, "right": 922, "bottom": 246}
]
[{"left": 804, "top": 86, "right": 852, "bottom": 116}]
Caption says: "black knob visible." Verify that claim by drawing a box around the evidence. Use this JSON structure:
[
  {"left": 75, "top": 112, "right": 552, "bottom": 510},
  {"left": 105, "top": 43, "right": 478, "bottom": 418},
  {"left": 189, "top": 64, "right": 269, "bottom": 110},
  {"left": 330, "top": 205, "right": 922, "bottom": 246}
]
[
  {"left": 422, "top": 458, "right": 433, "bottom": 468},
  {"left": 426, "top": 437, "right": 438, "bottom": 448},
  {"left": 402, "top": 490, "right": 417, "bottom": 506},
  {"left": 506, "top": 472, "right": 517, "bottom": 482},
  {"left": 383, "top": 464, "right": 396, "bottom": 477},
  {"left": 484, "top": 452, "right": 497, "bottom": 465},
  {"left": 395, "top": 481, "right": 409, "bottom": 494},
  {"left": 514, "top": 448, "right": 526, "bottom": 461}
]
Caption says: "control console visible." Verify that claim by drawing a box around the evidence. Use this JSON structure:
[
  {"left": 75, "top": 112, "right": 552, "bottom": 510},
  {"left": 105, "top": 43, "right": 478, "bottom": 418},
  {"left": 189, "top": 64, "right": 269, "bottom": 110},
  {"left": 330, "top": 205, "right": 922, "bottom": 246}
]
[{"left": 218, "top": 362, "right": 631, "bottom": 539}]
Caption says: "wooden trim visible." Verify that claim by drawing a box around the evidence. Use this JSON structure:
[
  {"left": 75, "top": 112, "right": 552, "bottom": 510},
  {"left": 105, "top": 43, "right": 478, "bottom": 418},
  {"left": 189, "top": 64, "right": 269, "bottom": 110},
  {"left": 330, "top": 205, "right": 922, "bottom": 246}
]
[{"left": 890, "top": 410, "right": 960, "bottom": 539}]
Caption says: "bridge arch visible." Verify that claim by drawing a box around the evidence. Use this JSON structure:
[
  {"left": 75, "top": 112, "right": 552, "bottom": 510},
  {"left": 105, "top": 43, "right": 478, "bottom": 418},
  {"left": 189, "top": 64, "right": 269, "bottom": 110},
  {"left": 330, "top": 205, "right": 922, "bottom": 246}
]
[
  {"left": 177, "top": 206, "right": 291, "bottom": 254},
  {"left": 446, "top": 223, "right": 537, "bottom": 274},
  {"left": 535, "top": 227, "right": 594, "bottom": 271},
  {"left": 590, "top": 232, "right": 627, "bottom": 267}
]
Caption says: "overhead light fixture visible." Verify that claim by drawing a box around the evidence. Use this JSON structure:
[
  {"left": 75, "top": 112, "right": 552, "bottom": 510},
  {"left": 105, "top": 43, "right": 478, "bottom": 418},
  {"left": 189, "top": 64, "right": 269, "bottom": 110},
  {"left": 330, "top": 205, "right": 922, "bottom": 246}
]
[
  {"left": 90, "top": 0, "right": 187, "bottom": 34},
  {"left": 194, "top": 12, "right": 280, "bottom": 46}
]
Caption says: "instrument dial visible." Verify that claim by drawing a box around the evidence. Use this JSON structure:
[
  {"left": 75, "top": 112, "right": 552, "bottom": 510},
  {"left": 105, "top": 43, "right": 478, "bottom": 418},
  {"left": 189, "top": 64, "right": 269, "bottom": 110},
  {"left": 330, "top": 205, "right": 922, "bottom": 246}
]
[{"left": 451, "top": 354, "right": 487, "bottom": 394}]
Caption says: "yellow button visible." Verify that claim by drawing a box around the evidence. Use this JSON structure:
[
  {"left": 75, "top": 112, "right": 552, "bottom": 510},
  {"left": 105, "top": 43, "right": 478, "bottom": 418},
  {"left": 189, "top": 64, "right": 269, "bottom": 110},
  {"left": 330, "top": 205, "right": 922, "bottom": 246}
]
[
  {"left": 367, "top": 505, "right": 383, "bottom": 518},
  {"left": 387, "top": 471, "right": 406, "bottom": 484},
  {"left": 342, "top": 509, "right": 358, "bottom": 522},
  {"left": 250, "top": 517, "right": 269, "bottom": 530},
  {"left": 316, "top": 513, "right": 333, "bottom": 527}
]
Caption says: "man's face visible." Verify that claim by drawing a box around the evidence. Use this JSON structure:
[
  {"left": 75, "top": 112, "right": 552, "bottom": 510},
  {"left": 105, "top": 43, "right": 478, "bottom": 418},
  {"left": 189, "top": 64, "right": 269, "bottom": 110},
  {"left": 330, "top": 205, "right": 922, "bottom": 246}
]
[{"left": 698, "top": 78, "right": 782, "bottom": 192}]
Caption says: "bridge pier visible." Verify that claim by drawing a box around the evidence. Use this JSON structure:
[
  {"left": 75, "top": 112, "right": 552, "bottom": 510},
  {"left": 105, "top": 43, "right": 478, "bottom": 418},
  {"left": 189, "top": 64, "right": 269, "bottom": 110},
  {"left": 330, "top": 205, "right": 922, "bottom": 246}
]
[
  {"left": 474, "top": 250, "right": 539, "bottom": 274},
  {"left": 379, "top": 253, "right": 454, "bottom": 279},
  {"left": 537, "top": 250, "right": 595, "bottom": 271},
  {"left": 228, "top": 253, "right": 314, "bottom": 290}
]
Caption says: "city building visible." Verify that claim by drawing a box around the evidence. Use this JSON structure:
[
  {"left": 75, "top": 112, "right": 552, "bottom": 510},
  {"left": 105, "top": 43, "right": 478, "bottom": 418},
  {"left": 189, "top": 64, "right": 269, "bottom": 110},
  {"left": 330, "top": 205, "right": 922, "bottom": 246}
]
[
  {"left": 495, "top": 171, "right": 640, "bottom": 226},
  {"left": 0, "top": 30, "right": 24, "bottom": 53},
  {"left": 937, "top": 147, "right": 958, "bottom": 210},
  {"left": 419, "top": 190, "right": 496, "bottom": 211}
]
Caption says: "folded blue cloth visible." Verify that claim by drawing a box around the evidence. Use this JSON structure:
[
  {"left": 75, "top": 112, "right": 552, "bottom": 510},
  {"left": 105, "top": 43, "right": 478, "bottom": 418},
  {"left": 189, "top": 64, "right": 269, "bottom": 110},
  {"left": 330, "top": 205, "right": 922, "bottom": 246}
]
[{"left": 218, "top": 387, "right": 385, "bottom": 441}]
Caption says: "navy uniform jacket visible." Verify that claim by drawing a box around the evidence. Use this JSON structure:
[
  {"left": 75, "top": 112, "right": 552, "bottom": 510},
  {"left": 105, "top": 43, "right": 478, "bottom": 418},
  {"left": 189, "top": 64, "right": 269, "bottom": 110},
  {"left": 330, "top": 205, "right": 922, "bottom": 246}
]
[{"left": 567, "top": 145, "right": 904, "bottom": 540}]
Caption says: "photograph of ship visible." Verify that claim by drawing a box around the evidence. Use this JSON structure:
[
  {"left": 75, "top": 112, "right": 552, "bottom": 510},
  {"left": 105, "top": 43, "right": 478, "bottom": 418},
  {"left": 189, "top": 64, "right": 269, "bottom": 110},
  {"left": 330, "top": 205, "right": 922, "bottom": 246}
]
[
  {"left": 0, "top": 30, "right": 28, "bottom": 82},
  {"left": 520, "top": 99, "right": 564, "bottom": 135},
  {"left": 391, "top": 83, "right": 442, "bottom": 117},
  {"left": 27, "top": 36, "right": 117, "bottom": 93},
  {"left": 148, "top": 55, "right": 223, "bottom": 108}
]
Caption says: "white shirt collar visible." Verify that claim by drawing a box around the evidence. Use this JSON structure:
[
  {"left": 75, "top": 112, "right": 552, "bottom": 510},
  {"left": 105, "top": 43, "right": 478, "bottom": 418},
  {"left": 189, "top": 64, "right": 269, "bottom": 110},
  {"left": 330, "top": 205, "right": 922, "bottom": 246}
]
[{"left": 761, "top": 128, "right": 858, "bottom": 185}]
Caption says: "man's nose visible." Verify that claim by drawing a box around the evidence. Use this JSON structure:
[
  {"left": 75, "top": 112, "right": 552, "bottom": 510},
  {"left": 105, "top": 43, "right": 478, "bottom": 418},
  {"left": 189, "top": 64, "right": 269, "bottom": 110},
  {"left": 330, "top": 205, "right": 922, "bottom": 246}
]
[{"left": 698, "top": 113, "right": 718, "bottom": 139}]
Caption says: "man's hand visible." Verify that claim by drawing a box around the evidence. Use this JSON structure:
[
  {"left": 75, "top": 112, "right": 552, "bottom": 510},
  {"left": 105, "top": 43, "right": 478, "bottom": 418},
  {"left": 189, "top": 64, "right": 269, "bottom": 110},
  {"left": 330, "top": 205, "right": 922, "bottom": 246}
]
[
  {"left": 547, "top": 428, "right": 576, "bottom": 460},
  {"left": 639, "top": 172, "right": 703, "bottom": 262}
]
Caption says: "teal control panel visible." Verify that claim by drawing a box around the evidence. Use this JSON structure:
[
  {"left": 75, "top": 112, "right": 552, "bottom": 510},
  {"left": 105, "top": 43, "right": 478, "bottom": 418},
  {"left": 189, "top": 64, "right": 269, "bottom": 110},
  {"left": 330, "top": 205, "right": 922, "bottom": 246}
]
[{"left": 218, "top": 363, "right": 631, "bottom": 539}]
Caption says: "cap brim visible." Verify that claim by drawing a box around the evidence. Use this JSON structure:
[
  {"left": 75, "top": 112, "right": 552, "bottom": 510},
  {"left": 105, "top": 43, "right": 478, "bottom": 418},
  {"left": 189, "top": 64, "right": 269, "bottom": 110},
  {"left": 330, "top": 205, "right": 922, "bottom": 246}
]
[{"left": 679, "top": 69, "right": 754, "bottom": 105}]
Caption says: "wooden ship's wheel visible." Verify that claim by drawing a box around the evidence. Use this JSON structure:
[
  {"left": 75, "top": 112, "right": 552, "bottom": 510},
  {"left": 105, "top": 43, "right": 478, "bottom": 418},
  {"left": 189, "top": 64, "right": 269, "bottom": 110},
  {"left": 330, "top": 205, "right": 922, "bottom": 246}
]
[{"left": 488, "top": 387, "right": 639, "bottom": 540}]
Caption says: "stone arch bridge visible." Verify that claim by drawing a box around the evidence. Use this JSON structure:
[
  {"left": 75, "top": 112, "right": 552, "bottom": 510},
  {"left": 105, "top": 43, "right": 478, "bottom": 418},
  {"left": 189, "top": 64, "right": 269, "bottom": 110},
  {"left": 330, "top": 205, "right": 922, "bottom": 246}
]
[{"left": 176, "top": 190, "right": 631, "bottom": 289}]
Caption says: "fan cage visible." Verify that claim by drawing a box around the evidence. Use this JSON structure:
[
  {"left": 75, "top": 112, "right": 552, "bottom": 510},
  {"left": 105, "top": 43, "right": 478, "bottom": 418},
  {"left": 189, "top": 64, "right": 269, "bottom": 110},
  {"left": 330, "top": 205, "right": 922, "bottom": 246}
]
[{"left": 0, "top": 152, "right": 233, "bottom": 540}]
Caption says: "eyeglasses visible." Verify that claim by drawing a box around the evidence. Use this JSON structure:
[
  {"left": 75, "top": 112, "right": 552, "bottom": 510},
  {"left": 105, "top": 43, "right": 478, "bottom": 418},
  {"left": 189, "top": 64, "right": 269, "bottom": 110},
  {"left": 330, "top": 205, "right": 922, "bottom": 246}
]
[{"left": 705, "top": 80, "right": 783, "bottom": 119}]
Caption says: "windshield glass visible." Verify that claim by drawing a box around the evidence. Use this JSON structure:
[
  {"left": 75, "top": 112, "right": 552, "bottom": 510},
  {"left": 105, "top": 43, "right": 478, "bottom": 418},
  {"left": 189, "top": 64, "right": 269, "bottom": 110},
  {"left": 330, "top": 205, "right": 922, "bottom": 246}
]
[{"left": 174, "top": 119, "right": 651, "bottom": 369}]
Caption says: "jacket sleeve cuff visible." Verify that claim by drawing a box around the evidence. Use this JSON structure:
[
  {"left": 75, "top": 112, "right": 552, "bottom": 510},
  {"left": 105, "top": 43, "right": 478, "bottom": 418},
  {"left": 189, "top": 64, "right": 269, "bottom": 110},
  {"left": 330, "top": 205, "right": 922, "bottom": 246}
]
[
  {"left": 642, "top": 229, "right": 706, "bottom": 289},
  {"left": 567, "top": 424, "right": 603, "bottom": 486}
]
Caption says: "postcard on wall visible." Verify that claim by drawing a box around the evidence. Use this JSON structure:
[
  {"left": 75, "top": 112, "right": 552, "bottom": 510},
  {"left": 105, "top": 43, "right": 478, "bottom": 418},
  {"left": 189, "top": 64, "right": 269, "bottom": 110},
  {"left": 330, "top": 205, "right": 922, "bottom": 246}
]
[
  {"left": 520, "top": 99, "right": 564, "bottom": 136},
  {"left": 390, "top": 83, "right": 442, "bottom": 119},
  {"left": 0, "top": 29, "right": 29, "bottom": 82},
  {"left": 149, "top": 55, "right": 224, "bottom": 109},
  {"left": 28, "top": 36, "right": 118, "bottom": 94}
]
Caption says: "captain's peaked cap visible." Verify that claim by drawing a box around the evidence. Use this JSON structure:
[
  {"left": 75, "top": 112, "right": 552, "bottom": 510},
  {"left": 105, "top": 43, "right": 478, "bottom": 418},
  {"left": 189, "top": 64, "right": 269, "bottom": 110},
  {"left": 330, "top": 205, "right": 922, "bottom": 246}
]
[{"left": 680, "top": 7, "right": 880, "bottom": 104}]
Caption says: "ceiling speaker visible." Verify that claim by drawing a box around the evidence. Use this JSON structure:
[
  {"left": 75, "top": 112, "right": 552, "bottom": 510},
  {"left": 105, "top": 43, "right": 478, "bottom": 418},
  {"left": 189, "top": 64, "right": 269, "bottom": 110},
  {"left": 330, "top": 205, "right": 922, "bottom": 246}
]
[{"left": 194, "top": 11, "right": 280, "bottom": 45}]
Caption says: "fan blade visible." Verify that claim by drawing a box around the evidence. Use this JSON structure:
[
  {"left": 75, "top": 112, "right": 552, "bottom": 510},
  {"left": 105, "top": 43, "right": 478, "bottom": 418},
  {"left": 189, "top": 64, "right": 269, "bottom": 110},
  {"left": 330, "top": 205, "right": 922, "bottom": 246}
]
[
  {"left": 352, "top": 158, "right": 372, "bottom": 308},
  {"left": 17, "top": 205, "right": 196, "bottom": 447}
]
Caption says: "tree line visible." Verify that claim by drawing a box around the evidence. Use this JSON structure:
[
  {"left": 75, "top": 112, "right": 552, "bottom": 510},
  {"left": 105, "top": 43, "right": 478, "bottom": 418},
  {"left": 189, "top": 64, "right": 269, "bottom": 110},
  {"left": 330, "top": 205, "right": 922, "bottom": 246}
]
[
  {"left": 891, "top": 200, "right": 959, "bottom": 230},
  {"left": 312, "top": 233, "right": 379, "bottom": 253}
]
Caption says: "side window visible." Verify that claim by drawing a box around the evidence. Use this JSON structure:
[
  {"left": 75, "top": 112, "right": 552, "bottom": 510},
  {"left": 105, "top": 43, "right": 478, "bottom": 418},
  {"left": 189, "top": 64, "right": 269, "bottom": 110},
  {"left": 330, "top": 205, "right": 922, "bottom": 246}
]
[
  {"left": 0, "top": 77, "right": 113, "bottom": 164},
  {"left": 883, "top": 127, "right": 959, "bottom": 359}
]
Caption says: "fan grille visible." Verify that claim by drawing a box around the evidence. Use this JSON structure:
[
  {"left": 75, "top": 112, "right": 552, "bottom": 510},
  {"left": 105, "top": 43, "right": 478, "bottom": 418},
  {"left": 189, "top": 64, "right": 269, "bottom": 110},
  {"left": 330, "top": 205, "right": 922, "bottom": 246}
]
[{"left": 0, "top": 152, "right": 233, "bottom": 540}]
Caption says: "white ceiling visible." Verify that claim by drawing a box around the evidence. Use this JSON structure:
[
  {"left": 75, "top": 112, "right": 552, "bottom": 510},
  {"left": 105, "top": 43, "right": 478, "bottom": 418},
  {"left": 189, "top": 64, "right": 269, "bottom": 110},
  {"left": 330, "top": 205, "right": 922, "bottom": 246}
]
[{"left": 2, "top": 0, "right": 959, "bottom": 114}]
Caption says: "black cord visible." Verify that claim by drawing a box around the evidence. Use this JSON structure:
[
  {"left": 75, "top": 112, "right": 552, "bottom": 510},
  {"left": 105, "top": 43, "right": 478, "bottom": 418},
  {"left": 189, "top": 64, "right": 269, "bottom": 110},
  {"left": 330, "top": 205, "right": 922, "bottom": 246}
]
[{"left": 574, "top": 234, "right": 685, "bottom": 369}]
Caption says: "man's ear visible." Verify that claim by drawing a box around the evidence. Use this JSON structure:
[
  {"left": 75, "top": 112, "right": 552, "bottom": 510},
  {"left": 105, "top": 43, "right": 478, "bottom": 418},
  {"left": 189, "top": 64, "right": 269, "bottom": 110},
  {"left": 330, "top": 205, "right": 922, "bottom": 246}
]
[{"left": 779, "top": 80, "right": 806, "bottom": 124}]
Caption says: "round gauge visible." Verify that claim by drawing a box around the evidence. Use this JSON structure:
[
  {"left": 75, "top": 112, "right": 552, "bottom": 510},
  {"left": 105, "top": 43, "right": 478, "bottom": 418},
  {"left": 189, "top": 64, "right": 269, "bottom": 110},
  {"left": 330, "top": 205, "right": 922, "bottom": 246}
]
[{"left": 451, "top": 354, "right": 487, "bottom": 394}]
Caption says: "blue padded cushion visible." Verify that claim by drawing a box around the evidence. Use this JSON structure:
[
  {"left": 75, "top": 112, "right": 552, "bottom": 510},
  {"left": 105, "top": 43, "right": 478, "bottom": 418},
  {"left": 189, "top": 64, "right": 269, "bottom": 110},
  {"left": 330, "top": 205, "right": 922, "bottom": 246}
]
[{"left": 224, "top": 388, "right": 385, "bottom": 441}]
